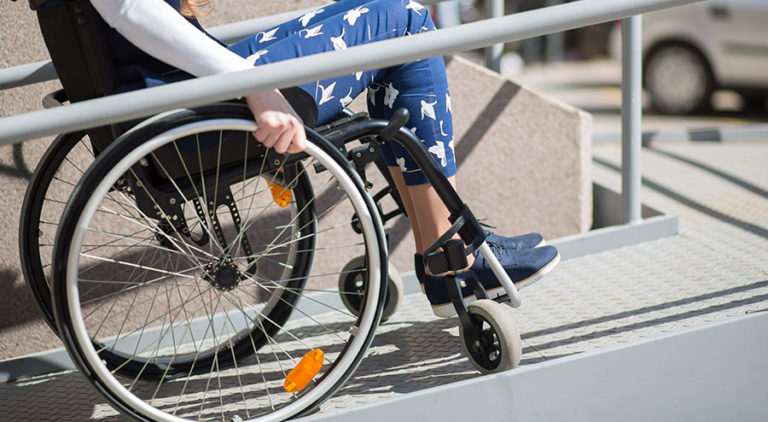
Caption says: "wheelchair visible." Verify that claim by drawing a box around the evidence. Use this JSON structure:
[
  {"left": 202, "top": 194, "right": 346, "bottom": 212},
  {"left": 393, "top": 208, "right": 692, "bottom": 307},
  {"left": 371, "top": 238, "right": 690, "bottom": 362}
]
[{"left": 19, "top": 1, "right": 526, "bottom": 420}]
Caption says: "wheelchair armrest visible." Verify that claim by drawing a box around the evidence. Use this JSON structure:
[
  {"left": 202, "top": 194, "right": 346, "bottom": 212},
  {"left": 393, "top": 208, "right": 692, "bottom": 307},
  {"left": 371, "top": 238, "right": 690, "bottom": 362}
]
[{"left": 42, "top": 89, "right": 69, "bottom": 109}]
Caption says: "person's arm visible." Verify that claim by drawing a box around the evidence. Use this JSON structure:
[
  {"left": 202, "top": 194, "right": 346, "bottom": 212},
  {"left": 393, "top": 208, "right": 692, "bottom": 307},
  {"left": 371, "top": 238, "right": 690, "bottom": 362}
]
[{"left": 90, "top": 0, "right": 306, "bottom": 153}]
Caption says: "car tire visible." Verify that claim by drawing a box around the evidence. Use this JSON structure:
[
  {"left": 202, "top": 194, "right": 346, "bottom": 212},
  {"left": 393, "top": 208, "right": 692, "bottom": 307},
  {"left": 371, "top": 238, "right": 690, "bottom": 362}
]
[
  {"left": 644, "top": 42, "right": 714, "bottom": 115},
  {"left": 741, "top": 93, "right": 767, "bottom": 112}
]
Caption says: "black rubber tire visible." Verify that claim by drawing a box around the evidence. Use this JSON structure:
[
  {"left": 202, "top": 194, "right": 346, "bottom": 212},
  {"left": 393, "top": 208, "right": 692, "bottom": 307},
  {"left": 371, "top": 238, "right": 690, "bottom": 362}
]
[
  {"left": 644, "top": 42, "right": 715, "bottom": 115},
  {"left": 339, "top": 256, "right": 403, "bottom": 322},
  {"left": 741, "top": 93, "right": 767, "bottom": 112},
  {"left": 19, "top": 131, "right": 90, "bottom": 334}
]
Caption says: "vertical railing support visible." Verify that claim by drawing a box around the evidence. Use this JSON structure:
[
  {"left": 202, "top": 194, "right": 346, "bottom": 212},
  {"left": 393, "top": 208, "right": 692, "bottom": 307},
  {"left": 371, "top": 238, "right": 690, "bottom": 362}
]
[
  {"left": 621, "top": 15, "right": 643, "bottom": 224},
  {"left": 484, "top": 0, "right": 504, "bottom": 72},
  {"left": 435, "top": 0, "right": 461, "bottom": 28},
  {"left": 545, "top": 0, "right": 565, "bottom": 63}
]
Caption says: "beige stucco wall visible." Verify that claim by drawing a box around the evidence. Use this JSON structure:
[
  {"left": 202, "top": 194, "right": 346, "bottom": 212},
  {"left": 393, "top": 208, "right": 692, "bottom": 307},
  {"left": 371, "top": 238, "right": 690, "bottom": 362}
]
[{"left": 0, "top": 1, "right": 590, "bottom": 360}]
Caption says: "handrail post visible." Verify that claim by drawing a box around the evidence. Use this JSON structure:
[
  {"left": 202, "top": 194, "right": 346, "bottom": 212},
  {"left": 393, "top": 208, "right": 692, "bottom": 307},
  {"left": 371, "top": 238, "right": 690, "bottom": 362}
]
[
  {"left": 545, "top": 0, "right": 565, "bottom": 62},
  {"left": 621, "top": 15, "right": 643, "bottom": 224},
  {"left": 484, "top": 0, "right": 504, "bottom": 72},
  {"left": 435, "top": 0, "right": 461, "bottom": 28}
]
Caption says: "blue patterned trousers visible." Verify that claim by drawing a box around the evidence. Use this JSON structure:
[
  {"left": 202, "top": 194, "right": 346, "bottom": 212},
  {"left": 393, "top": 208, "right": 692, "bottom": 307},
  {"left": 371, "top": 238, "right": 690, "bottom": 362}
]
[{"left": 227, "top": 0, "right": 456, "bottom": 185}]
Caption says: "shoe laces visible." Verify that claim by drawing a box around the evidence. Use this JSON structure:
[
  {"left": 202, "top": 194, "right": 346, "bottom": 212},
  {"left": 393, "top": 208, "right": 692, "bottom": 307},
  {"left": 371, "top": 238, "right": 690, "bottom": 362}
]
[{"left": 485, "top": 240, "right": 512, "bottom": 258}]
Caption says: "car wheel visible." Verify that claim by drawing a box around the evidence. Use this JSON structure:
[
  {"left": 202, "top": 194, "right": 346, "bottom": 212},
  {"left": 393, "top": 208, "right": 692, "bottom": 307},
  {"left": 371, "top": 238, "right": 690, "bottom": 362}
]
[
  {"left": 741, "top": 93, "right": 767, "bottom": 112},
  {"left": 644, "top": 42, "right": 714, "bottom": 115}
]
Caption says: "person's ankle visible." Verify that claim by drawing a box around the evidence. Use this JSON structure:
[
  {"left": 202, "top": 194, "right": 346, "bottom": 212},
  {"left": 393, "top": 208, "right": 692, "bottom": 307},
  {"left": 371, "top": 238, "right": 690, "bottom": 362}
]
[{"left": 416, "top": 251, "right": 473, "bottom": 279}]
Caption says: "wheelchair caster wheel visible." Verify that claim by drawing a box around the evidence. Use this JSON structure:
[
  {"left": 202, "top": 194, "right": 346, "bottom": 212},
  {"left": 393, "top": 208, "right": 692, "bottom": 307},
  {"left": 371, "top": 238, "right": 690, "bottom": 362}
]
[
  {"left": 339, "top": 255, "right": 403, "bottom": 322},
  {"left": 459, "top": 299, "right": 522, "bottom": 374}
]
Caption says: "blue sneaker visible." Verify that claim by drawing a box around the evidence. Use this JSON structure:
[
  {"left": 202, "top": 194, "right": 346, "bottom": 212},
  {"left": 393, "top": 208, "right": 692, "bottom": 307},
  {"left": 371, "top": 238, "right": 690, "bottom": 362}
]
[
  {"left": 416, "top": 243, "right": 560, "bottom": 317},
  {"left": 414, "top": 231, "right": 544, "bottom": 292},
  {"left": 471, "top": 243, "right": 560, "bottom": 291},
  {"left": 485, "top": 231, "right": 545, "bottom": 250}
]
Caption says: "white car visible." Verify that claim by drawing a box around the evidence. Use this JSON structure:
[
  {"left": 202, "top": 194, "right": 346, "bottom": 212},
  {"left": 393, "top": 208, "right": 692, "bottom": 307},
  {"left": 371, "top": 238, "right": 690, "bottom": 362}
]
[{"left": 613, "top": 0, "right": 768, "bottom": 114}]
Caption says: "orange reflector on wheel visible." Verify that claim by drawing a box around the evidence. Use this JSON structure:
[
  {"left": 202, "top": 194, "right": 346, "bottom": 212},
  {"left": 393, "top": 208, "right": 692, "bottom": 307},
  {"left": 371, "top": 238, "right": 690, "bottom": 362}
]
[
  {"left": 267, "top": 170, "right": 292, "bottom": 207},
  {"left": 284, "top": 348, "right": 324, "bottom": 393},
  {"left": 268, "top": 181, "right": 292, "bottom": 207}
]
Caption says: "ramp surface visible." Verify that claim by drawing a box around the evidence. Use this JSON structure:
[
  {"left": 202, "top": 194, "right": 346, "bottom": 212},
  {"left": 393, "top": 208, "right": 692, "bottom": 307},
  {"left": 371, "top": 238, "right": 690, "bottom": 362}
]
[{"left": 1, "top": 139, "right": 766, "bottom": 420}]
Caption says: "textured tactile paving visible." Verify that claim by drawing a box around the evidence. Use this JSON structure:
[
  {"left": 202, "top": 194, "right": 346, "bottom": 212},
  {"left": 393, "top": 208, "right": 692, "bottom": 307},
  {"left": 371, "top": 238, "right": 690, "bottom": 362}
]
[{"left": 1, "top": 140, "right": 767, "bottom": 420}]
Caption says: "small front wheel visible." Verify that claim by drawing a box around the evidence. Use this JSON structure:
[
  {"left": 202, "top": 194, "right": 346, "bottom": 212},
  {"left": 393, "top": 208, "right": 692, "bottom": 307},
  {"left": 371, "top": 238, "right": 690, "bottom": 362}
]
[
  {"left": 459, "top": 299, "right": 522, "bottom": 374},
  {"left": 339, "top": 256, "right": 403, "bottom": 322}
]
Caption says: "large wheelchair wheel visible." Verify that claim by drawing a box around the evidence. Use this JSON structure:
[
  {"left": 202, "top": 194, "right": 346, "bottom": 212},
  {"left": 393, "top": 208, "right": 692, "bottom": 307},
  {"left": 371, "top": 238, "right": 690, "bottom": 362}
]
[
  {"left": 19, "top": 130, "right": 94, "bottom": 333},
  {"left": 52, "top": 104, "right": 388, "bottom": 421}
]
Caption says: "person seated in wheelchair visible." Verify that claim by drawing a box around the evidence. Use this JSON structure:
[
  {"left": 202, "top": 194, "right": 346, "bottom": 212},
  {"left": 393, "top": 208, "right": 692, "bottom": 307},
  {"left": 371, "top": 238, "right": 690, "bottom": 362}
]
[{"left": 88, "top": 0, "right": 560, "bottom": 318}]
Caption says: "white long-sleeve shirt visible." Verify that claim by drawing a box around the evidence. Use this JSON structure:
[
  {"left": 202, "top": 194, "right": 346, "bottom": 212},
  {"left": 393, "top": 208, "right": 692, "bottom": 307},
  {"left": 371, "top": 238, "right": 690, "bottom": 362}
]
[{"left": 89, "top": 0, "right": 253, "bottom": 77}]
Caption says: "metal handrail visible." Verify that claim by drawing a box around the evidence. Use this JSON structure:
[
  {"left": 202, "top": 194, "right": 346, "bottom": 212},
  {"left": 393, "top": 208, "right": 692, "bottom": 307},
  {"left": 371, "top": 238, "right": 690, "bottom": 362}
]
[
  {"left": 0, "top": 0, "right": 704, "bottom": 224},
  {"left": 0, "top": 0, "right": 702, "bottom": 145}
]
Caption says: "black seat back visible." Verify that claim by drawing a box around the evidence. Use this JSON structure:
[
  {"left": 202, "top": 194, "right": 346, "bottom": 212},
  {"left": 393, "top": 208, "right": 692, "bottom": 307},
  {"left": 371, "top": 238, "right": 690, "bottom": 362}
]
[{"left": 33, "top": 0, "right": 120, "bottom": 151}]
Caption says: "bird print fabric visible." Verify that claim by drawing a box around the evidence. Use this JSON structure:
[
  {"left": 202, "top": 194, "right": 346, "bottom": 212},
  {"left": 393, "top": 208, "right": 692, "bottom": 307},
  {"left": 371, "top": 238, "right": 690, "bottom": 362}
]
[
  {"left": 257, "top": 27, "right": 279, "bottom": 43},
  {"left": 299, "top": 8, "right": 324, "bottom": 27},
  {"left": 344, "top": 6, "right": 370, "bottom": 26},
  {"left": 226, "top": 0, "right": 456, "bottom": 186}
]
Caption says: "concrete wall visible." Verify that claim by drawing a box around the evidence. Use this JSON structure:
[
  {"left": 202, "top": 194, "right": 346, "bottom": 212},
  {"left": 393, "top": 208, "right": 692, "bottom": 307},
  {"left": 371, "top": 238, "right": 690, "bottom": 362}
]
[
  {"left": 448, "top": 56, "right": 592, "bottom": 237},
  {"left": 0, "top": 1, "right": 590, "bottom": 360}
]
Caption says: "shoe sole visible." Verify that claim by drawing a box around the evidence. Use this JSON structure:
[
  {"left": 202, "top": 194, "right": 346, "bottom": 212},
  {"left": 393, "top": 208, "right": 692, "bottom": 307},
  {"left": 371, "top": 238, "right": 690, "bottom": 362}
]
[{"left": 430, "top": 251, "right": 561, "bottom": 318}]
